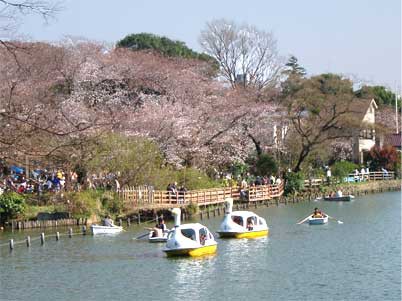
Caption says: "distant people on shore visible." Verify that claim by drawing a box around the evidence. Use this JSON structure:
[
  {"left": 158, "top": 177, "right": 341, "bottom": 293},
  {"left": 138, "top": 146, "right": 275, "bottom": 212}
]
[{"left": 326, "top": 167, "right": 332, "bottom": 184}]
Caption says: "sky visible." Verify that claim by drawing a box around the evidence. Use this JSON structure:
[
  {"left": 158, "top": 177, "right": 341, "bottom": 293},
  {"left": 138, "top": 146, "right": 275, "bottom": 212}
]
[{"left": 16, "top": 0, "right": 402, "bottom": 91}]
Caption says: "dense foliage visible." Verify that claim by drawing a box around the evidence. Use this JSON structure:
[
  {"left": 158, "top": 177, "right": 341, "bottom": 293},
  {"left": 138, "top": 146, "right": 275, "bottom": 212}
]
[
  {"left": 284, "top": 172, "right": 304, "bottom": 195},
  {"left": 367, "top": 145, "right": 400, "bottom": 171},
  {"left": 252, "top": 153, "right": 278, "bottom": 176},
  {"left": 331, "top": 161, "right": 358, "bottom": 182},
  {"left": 356, "top": 85, "right": 400, "bottom": 108},
  {"left": 0, "top": 193, "right": 26, "bottom": 223},
  {"left": 117, "top": 32, "right": 218, "bottom": 67},
  {"left": 285, "top": 73, "right": 358, "bottom": 172}
]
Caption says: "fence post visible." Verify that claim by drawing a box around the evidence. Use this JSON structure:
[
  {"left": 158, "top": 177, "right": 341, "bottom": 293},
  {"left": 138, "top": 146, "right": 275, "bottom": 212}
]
[
  {"left": 40, "top": 233, "right": 45, "bottom": 245},
  {"left": 26, "top": 236, "right": 31, "bottom": 247},
  {"left": 82, "top": 226, "right": 86, "bottom": 235},
  {"left": 56, "top": 232, "right": 60, "bottom": 241},
  {"left": 9, "top": 239, "right": 14, "bottom": 250},
  {"left": 68, "top": 228, "right": 73, "bottom": 238}
]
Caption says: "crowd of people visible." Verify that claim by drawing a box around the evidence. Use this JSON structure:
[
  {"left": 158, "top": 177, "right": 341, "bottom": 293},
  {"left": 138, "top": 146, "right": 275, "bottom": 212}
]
[
  {"left": 1, "top": 169, "right": 67, "bottom": 195},
  {"left": 0, "top": 166, "right": 122, "bottom": 196}
]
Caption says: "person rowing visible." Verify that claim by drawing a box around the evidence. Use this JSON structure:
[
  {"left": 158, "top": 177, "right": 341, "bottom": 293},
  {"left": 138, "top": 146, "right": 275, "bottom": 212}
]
[
  {"left": 312, "top": 208, "right": 326, "bottom": 218},
  {"left": 102, "top": 215, "right": 114, "bottom": 227},
  {"left": 145, "top": 217, "right": 167, "bottom": 237}
]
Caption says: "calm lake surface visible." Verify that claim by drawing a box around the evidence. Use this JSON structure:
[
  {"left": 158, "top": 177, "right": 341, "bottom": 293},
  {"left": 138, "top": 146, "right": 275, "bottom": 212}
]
[{"left": 0, "top": 191, "right": 400, "bottom": 301}]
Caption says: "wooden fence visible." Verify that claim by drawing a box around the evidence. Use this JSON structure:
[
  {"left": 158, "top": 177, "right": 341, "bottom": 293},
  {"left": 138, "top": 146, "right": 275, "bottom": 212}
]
[
  {"left": 304, "top": 171, "right": 395, "bottom": 187},
  {"left": 119, "top": 181, "right": 285, "bottom": 210},
  {"left": 10, "top": 218, "right": 87, "bottom": 230}
]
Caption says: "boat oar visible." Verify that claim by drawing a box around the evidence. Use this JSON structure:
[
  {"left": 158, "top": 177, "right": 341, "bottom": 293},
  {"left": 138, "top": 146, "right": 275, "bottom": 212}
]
[
  {"left": 296, "top": 215, "right": 311, "bottom": 225},
  {"left": 135, "top": 232, "right": 149, "bottom": 239},
  {"left": 323, "top": 213, "right": 344, "bottom": 224}
]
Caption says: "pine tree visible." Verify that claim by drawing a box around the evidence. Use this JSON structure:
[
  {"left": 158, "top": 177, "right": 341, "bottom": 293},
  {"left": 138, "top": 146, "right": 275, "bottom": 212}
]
[{"left": 285, "top": 55, "right": 306, "bottom": 76}]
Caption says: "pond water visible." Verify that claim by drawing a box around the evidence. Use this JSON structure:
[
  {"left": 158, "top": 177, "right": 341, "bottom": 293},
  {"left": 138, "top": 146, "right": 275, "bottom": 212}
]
[{"left": 0, "top": 191, "right": 400, "bottom": 301}]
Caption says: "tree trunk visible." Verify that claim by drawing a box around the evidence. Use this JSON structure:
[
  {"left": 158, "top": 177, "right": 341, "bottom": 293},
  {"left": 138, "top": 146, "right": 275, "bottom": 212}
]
[
  {"left": 293, "top": 146, "right": 310, "bottom": 172},
  {"left": 247, "top": 133, "right": 262, "bottom": 156}
]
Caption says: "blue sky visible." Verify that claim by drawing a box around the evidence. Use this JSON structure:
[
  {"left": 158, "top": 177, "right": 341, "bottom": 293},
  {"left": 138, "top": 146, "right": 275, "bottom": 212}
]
[{"left": 18, "top": 0, "right": 401, "bottom": 90}]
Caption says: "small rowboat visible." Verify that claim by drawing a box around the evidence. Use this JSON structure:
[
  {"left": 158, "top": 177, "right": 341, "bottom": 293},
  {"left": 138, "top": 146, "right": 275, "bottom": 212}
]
[
  {"left": 148, "top": 230, "right": 169, "bottom": 243},
  {"left": 90, "top": 224, "right": 123, "bottom": 235},
  {"left": 324, "top": 195, "right": 352, "bottom": 202},
  {"left": 308, "top": 215, "right": 328, "bottom": 225}
]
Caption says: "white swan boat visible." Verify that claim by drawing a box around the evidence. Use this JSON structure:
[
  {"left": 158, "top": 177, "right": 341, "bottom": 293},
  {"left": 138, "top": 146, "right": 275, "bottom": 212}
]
[
  {"left": 90, "top": 224, "right": 123, "bottom": 235},
  {"left": 217, "top": 198, "right": 269, "bottom": 239},
  {"left": 308, "top": 215, "right": 328, "bottom": 225},
  {"left": 163, "top": 208, "right": 217, "bottom": 257}
]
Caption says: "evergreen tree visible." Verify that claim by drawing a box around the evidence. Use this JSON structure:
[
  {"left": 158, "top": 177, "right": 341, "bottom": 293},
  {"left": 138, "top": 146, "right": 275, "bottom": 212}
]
[
  {"left": 355, "top": 85, "right": 400, "bottom": 108},
  {"left": 117, "top": 33, "right": 218, "bottom": 68},
  {"left": 281, "top": 56, "right": 306, "bottom": 98},
  {"left": 285, "top": 55, "right": 306, "bottom": 76}
]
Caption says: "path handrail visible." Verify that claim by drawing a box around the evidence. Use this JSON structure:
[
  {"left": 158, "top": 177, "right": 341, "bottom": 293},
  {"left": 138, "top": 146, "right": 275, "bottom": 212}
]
[{"left": 119, "top": 182, "right": 285, "bottom": 209}]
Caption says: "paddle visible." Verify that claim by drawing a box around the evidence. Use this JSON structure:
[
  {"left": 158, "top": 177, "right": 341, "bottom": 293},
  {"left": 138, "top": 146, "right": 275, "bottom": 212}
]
[
  {"left": 296, "top": 215, "right": 312, "bottom": 225},
  {"left": 322, "top": 212, "right": 344, "bottom": 224},
  {"left": 135, "top": 232, "right": 149, "bottom": 239}
]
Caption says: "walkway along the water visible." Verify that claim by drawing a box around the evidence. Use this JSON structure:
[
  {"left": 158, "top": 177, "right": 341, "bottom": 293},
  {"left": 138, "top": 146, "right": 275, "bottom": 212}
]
[{"left": 118, "top": 181, "right": 285, "bottom": 210}]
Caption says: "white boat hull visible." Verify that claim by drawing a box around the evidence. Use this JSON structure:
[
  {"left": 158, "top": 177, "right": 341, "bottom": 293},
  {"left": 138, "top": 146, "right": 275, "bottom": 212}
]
[
  {"left": 148, "top": 231, "right": 169, "bottom": 243},
  {"left": 90, "top": 225, "right": 123, "bottom": 235},
  {"left": 308, "top": 216, "right": 328, "bottom": 225}
]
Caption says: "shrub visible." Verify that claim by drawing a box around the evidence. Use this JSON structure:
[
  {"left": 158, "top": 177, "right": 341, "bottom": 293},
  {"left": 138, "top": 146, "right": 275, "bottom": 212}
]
[
  {"left": 247, "top": 153, "right": 278, "bottom": 177},
  {"left": 174, "top": 167, "right": 221, "bottom": 190},
  {"left": 229, "top": 161, "right": 249, "bottom": 179},
  {"left": 186, "top": 202, "right": 199, "bottom": 216},
  {"left": 331, "top": 161, "right": 358, "bottom": 182},
  {"left": 101, "top": 192, "right": 123, "bottom": 215},
  {"left": 367, "top": 145, "right": 399, "bottom": 171},
  {"left": 284, "top": 172, "right": 304, "bottom": 195},
  {"left": 65, "top": 190, "right": 102, "bottom": 218},
  {"left": 0, "top": 192, "right": 26, "bottom": 223}
]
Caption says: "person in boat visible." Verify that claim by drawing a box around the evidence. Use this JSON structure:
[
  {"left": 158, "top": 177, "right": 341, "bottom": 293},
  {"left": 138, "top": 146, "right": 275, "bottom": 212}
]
[
  {"left": 336, "top": 189, "right": 343, "bottom": 197},
  {"left": 147, "top": 218, "right": 167, "bottom": 237},
  {"left": 246, "top": 218, "right": 254, "bottom": 231},
  {"left": 103, "top": 215, "right": 114, "bottom": 227},
  {"left": 232, "top": 216, "right": 243, "bottom": 226},
  {"left": 312, "top": 208, "right": 322, "bottom": 218}
]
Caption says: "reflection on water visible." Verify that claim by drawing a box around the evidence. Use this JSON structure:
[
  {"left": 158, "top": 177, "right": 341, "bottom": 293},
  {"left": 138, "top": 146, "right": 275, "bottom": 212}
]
[
  {"left": 170, "top": 255, "right": 217, "bottom": 301},
  {"left": 0, "top": 191, "right": 400, "bottom": 301}
]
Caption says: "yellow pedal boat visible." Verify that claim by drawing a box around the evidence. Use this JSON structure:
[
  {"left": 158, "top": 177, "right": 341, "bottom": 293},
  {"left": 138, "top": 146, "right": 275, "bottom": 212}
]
[
  {"left": 217, "top": 198, "right": 269, "bottom": 239},
  {"left": 163, "top": 208, "right": 217, "bottom": 257}
]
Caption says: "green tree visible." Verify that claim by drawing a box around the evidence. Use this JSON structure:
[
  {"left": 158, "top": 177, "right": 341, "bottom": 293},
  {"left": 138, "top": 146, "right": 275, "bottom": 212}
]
[
  {"left": 331, "top": 161, "right": 357, "bottom": 182},
  {"left": 355, "top": 85, "right": 400, "bottom": 108},
  {"left": 285, "top": 74, "right": 359, "bottom": 172},
  {"left": 117, "top": 33, "right": 218, "bottom": 69},
  {"left": 285, "top": 55, "right": 306, "bottom": 76},
  {"left": 281, "top": 56, "right": 306, "bottom": 99},
  {"left": 284, "top": 172, "right": 304, "bottom": 195},
  {"left": 87, "top": 134, "right": 165, "bottom": 187},
  {"left": 229, "top": 161, "right": 249, "bottom": 179},
  {"left": 254, "top": 153, "right": 278, "bottom": 176},
  {"left": 0, "top": 192, "right": 26, "bottom": 223}
]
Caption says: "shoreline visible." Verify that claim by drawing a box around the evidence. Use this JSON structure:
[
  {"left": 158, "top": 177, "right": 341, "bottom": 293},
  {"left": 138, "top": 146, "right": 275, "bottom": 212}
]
[
  {"left": 196, "top": 179, "right": 401, "bottom": 219},
  {"left": 2, "top": 180, "right": 400, "bottom": 231}
]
